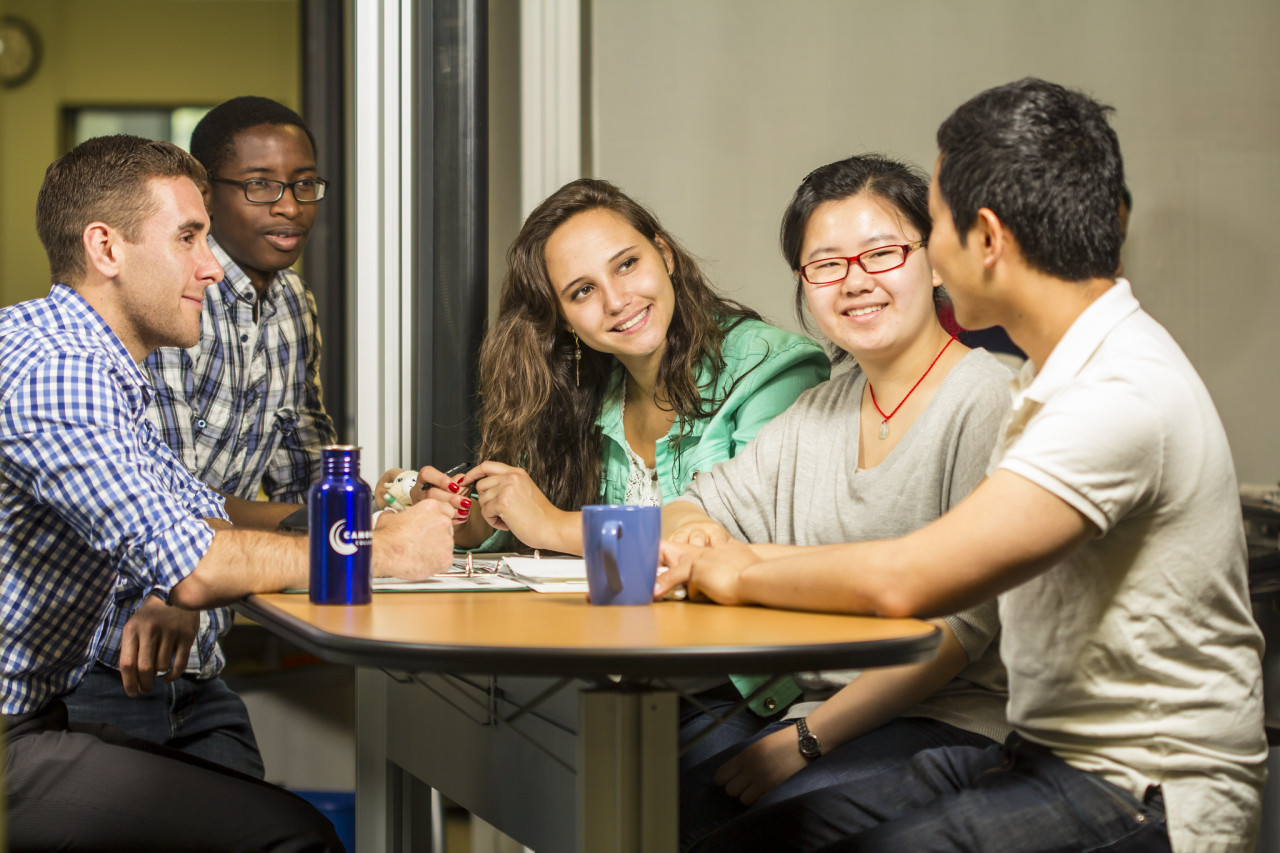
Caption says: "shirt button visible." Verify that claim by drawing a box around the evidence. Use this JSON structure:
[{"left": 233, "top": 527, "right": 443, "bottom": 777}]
[
  {"left": 195, "top": 419, "right": 207, "bottom": 429},
  {"left": 240, "top": 334, "right": 249, "bottom": 343},
  {"left": 763, "top": 697, "right": 777, "bottom": 711}
]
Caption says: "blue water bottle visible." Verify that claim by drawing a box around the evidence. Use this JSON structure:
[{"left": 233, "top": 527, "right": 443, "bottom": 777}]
[{"left": 309, "top": 444, "right": 373, "bottom": 605}]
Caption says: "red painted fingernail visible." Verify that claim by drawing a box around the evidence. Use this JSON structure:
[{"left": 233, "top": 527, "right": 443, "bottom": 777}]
[
  {"left": 460, "top": 498, "right": 472, "bottom": 508},
  {"left": 448, "top": 483, "right": 459, "bottom": 493},
  {"left": 456, "top": 476, "right": 466, "bottom": 484},
  {"left": 458, "top": 508, "right": 470, "bottom": 517}
]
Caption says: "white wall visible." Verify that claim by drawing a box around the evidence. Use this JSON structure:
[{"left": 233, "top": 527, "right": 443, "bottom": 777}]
[{"left": 585, "top": 0, "right": 1280, "bottom": 484}]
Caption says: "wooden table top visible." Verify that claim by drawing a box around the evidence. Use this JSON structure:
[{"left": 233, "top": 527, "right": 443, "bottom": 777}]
[{"left": 238, "top": 591, "right": 940, "bottom": 678}]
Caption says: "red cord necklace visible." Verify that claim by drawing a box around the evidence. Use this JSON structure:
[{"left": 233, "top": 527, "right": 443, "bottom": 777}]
[{"left": 867, "top": 335, "right": 957, "bottom": 440}]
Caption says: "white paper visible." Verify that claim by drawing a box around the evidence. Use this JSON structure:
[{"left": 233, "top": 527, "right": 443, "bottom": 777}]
[
  {"left": 498, "top": 557, "right": 590, "bottom": 594},
  {"left": 372, "top": 573, "right": 528, "bottom": 592}
]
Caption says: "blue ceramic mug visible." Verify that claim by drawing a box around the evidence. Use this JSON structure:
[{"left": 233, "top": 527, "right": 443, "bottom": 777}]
[{"left": 582, "top": 504, "right": 661, "bottom": 606}]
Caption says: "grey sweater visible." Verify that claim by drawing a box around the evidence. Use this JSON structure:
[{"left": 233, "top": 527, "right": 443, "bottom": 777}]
[{"left": 678, "top": 349, "right": 1015, "bottom": 743}]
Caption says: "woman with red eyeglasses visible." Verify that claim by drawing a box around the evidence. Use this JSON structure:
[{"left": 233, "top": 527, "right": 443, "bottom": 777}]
[{"left": 665, "top": 154, "right": 1015, "bottom": 852}]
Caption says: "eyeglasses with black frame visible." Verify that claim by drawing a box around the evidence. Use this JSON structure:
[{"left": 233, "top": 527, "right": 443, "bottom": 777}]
[
  {"left": 800, "top": 240, "right": 927, "bottom": 285},
  {"left": 210, "top": 177, "right": 328, "bottom": 204}
]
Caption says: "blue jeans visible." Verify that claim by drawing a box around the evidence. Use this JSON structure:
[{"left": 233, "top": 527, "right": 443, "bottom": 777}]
[
  {"left": 691, "top": 734, "right": 1171, "bottom": 853},
  {"left": 63, "top": 663, "right": 265, "bottom": 779},
  {"left": 679, "top": 681, "right": 785, "bottom": 772},
  {"left": 681, "top": 716, "right": 997, "bottom": 851}
]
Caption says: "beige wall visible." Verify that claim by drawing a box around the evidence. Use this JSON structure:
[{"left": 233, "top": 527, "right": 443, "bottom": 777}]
[
  {"left": 0, "top": 0, "right": 300, "bottom": 308},
  {"left": 4, "top": 1, "right": 1275, "bottom": 482},
  {"left": 588, "top": 0, "right": 1280, "bottom": 484}
]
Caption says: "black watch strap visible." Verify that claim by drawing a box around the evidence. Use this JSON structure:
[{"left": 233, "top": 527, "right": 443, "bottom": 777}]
[{"left": 795, "top": 717, "right": 822, "bottom": 761}]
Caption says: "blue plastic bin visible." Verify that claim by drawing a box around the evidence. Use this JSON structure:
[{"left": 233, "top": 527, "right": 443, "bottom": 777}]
[{"left": 291, "top": 789, "right": 356, "bottom": 852}]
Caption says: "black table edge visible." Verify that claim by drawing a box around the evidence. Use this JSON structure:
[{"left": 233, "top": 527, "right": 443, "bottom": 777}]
[{"left": 234, "top": 596, "right": 942, "bottom": 678}]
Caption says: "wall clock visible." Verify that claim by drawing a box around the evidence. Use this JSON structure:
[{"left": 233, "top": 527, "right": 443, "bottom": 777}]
[{"left": 0, "top": 16, "right": 42, "bottom": 89}]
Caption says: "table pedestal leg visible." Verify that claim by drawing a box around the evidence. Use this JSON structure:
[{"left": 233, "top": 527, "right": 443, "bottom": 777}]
[
  {"left": 357, "top": 668, "right": 441, "bottom": 852},
  {"left": 577, "top": 688, "right": 677, "bottom": 853},
  {"left": 356, "top": 667, "right": 390, "bottom": 852}
]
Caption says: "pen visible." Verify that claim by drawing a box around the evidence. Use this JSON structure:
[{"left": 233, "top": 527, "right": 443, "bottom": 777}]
[
  {"left": 417, "top": 461, "right": 475, "bottom": 494},
  {"left": 443, "top": 461, "right": 474, "bottom": 479}
]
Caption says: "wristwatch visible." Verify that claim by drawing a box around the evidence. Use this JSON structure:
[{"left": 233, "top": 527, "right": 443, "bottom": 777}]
[{"left": 795, "top": 717, "right": 822, "bottom": 761}]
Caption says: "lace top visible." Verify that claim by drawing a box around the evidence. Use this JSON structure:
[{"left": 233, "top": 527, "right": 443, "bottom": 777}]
[{"left": 619, "top": 384, "right": 663, "bottom": 506}]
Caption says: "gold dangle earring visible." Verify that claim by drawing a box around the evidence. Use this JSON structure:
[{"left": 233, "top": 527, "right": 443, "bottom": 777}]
[{"left": 573, "top": 331, "right": 581, "bottom": 386}]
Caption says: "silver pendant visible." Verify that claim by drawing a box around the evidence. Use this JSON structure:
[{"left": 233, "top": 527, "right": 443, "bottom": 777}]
[{"left": 878, "top": 421, "right": 889, "bottom": 440}]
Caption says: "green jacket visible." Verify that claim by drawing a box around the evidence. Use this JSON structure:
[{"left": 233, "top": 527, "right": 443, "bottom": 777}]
[
  {"left": 594, "top": 318, "right": 829, "bottom": 503},
  {"left": 473, "top": 318, "right": 828, "bottom": 553}
]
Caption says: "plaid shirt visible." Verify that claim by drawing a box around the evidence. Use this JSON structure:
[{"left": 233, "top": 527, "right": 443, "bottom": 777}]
[
  {"left": 108, "top": 237, "right": 336, "bottom": 678},
  {"left": 145, "top": 238, "right": 336, "bottom": 503},
  {"left": 0, "top": 285, "right": 227, "bottom": 715},
  {"left": 98, "top": 235, "right": 335, "bottom": 676}
]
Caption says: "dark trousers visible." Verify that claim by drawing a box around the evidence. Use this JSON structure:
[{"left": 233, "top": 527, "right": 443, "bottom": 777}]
[
  {"left": 691, "top": 734, "right": 1171, "bottom": 853},
  {"left": 678, "top": 680, "right": 785, "bottom": 771},
  {"left": 63, "top": 662, "right": 264, "bottom": 779},
  {"left": 4, "top": 701, "right": 344, "bottom": 852},
  {"left": 681, "top": 716, "right": 998, "bottom": 851}
]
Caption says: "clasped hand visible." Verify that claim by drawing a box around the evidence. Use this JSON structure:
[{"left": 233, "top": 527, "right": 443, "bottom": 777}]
[
  {"left": 655, "top": 539, "right": 761, "bottom": 605},
  {"left": 665, "top": 517, "right": 733, "bottom": 548}
]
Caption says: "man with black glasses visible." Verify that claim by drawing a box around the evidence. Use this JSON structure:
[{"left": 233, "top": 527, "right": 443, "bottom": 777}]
[{"left": 63, "top": 97, "right": 338, "bottom": 779}]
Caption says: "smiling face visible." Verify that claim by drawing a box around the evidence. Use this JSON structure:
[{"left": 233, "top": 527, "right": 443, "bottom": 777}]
[
  {"left": 545, "top": 208, "right": 676, "bottom": 376},
  {"left": 205, "top": 122, "right": 319, "bottom": 293},
  {"left": 799, "top": 192, "right": 939, "bottom": 362},
  {"left": 115, "top": 176, "right": 224, "bottom": 359}
]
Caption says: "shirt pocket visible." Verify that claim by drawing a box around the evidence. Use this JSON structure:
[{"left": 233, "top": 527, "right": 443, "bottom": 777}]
[
  {"left": 272, "top": 407, "right": 299, "bottom": 438},
  {"left": 600, "top": 466, "right": 628, "bottom": 504},
  {"left": 678, "top": 432, "right": 729, "bottom": 481},
  {"left": 256, "top": 408, "right": 300, "bottom": 472},
  {"left": 188, "top": 404, "right": 230, "bottom": 472}
]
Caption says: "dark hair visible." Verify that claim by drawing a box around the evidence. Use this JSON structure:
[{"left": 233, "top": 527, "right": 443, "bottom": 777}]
[
  {"left": 475, "top": 178, "right": 762, "bottom": 518},
  {"left": 779, "top": 154, "right": 952, "bottom": 363},
  {"left": 189, "top": 96, "right": 316, "bottom": 176},
  {"left": 36, "top": 134, "right": 206, "bottom": 284},
  {"left": 935, "top": 77, "right": 1126, "bottom": 281}
]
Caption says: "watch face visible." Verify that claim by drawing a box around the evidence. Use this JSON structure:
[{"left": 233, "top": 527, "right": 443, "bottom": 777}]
[
  {"left": 0, "top": 17, "right": 41, "bottom": 89},
  {"left": 796, "top": 718, "right": 822, "bottom": 759}
]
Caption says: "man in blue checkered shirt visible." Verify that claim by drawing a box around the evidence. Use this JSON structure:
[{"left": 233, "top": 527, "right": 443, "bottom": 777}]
[
  {"left": 0, "top": 133, "right": 453, "bottom": 850},
  {"left": 62, "top": 97, "right": 337, "bottom": 779}
]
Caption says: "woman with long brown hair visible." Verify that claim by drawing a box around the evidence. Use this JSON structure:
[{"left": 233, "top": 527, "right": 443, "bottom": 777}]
[{"left": 380, "top": 178, "right": 828, "bottom": 553}]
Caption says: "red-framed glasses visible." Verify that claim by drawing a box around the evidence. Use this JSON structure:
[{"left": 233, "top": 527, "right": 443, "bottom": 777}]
[{"left": 800, "top": 240, "right": 927, "bottom": 285}]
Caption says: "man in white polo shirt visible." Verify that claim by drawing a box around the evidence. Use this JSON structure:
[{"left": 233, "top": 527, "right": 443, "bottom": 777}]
[{"left": 661, "top": 78, "right": 1265, "bottom": 853}]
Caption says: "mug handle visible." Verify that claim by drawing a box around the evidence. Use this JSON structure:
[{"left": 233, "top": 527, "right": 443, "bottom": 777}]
[{"left": 601, "top": 519, "right": 625, "bottom": 595}]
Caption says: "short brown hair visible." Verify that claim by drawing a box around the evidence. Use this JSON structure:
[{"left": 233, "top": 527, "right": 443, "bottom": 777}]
[{"left": 36, "top": 134, "right": 207, "bottom": 284}]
